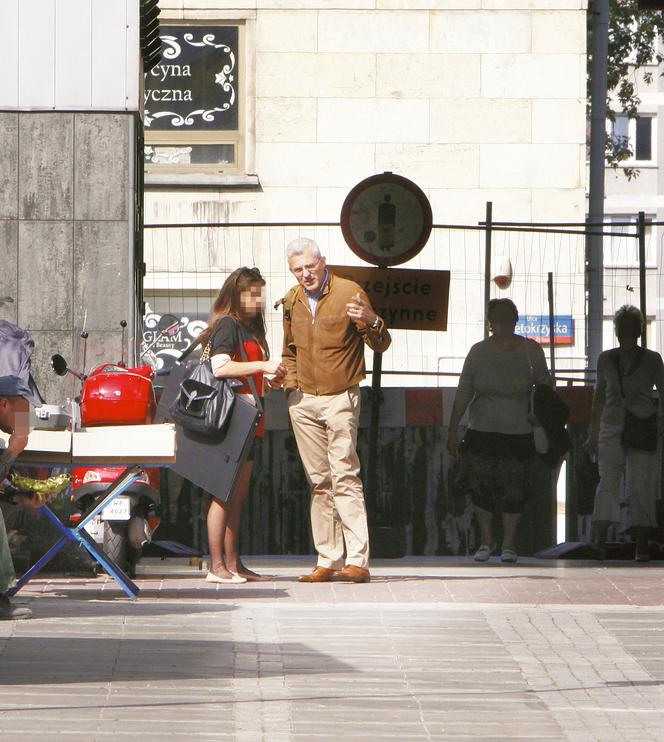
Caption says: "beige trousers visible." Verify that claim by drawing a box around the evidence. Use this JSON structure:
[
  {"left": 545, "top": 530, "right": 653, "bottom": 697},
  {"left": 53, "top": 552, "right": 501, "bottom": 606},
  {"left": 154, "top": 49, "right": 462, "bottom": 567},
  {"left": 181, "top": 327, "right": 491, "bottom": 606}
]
[
  {"left": 288, "top": 385, "right": 370, "bottom": 569},
  {"left": 592, "top": 424, "right": 660, "bottom": 528}
]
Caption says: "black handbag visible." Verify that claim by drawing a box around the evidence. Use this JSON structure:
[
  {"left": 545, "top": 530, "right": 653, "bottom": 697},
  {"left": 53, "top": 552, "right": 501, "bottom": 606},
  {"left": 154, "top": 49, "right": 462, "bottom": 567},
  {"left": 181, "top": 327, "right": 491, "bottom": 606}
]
[
  {"left": 615, "top": 351, "right": 658, "bottom": 451},
  {"left": 168, "top": 340, "right": 238, "bottom": 438},
  {"left": 525, "top": 342, "right": 571, "bottom": 466},
  {"left": 157, "top": 320, "right": 264, "bottom": 502}
]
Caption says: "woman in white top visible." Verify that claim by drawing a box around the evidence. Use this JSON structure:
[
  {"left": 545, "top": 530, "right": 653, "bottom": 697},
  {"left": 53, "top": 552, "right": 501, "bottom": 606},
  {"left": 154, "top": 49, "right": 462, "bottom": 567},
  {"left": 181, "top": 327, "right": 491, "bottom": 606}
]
[
  {"left": 588, "top": 305, "right": 664, "bottom": 561},
  {"left": 447, "top": 299, "right": 551, "bottom": 563}
]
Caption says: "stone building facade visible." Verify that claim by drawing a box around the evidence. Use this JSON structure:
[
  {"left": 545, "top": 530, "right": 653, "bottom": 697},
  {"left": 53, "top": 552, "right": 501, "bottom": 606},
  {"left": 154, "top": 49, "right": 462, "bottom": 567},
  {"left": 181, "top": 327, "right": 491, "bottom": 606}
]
[{"left": 145, "top": 1, "right": 589, "bottom": 382}]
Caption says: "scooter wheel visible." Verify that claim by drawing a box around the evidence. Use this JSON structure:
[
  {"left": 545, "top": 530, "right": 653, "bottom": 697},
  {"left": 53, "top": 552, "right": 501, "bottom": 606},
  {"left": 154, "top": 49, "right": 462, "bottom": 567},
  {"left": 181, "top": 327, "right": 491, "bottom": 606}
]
[{"left": 103, "top": 521, "right": 128, "bottom": 570}]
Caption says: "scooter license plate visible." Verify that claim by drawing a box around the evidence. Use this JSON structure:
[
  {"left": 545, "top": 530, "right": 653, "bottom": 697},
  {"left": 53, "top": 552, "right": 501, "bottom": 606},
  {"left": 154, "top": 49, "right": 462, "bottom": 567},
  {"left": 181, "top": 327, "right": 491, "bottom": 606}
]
[{"left": 102, "top": 496, "right": 131, "bottom": 521}]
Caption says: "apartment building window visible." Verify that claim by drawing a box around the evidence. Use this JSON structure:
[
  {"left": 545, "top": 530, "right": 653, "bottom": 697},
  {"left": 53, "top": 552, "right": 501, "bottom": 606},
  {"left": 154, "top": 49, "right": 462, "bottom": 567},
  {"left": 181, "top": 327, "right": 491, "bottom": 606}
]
[
  {"left": 604, "top": 215, "right": 656, "bottom": 268},
  {"left": 610, "top": 114, "right": 656, "bottom": 164},
  {"left": 144, "top": 24, "right": 244, "bottom": 175}
]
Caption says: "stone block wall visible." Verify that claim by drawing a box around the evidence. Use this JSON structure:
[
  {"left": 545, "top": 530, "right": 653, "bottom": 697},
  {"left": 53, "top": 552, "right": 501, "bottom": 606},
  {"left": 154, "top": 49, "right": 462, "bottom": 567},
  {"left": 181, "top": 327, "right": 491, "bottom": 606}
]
[
  {"left": 147, "top": 1, "right": 590, "bottom": 386},
  {"left": 153, "top": 0, "right": 587, "bottom": 224},
  {"left": 0, "top": 112, "right": 139, "bottom": 404}
]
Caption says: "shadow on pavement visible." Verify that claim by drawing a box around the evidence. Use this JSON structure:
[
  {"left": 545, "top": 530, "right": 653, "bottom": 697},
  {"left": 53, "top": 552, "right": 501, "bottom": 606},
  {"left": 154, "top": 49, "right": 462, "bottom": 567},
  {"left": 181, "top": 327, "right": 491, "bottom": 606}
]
[
  {"left": 19, "top": 600, "right": 241, "bottom": 620},
  {"left": 369, "top": 575, "right": 558, "bottom": 582},
  {"left": 0, "top": 637, "right": 354, "bottom": 685}
]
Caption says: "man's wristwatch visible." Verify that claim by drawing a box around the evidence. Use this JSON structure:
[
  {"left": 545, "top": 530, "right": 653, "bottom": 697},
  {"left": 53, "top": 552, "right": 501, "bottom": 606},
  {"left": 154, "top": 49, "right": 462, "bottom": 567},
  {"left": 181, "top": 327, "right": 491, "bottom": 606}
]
[{"left": 370, "top": 317, "right": 381, "bottom": 330}]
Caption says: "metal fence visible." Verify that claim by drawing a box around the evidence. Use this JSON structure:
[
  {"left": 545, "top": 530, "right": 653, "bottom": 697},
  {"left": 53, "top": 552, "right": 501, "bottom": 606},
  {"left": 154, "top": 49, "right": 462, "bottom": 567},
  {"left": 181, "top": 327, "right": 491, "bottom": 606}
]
[{"left": 143, "top": 207, "right": 657, "bottom": 387}]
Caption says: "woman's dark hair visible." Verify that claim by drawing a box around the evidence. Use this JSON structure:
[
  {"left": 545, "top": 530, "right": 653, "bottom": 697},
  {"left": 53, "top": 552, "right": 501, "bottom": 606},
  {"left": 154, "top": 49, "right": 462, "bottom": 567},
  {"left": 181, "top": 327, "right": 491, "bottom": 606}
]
[
  {"left": 197, "top": 267, "right": 269, "bottom": 357},
  {"left": 487, "top": 298, "right": 519, "bottom": 324}
]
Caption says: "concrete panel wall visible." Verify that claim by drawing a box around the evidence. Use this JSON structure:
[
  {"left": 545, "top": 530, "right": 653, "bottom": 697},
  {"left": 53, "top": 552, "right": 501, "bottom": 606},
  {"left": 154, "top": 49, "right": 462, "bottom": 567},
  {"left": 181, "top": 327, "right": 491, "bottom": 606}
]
[
  {"left": 0, "top": 112, "right": 136, "bottom": 404},
  {"left": 0, "top": 221, "right": 18, "bottom": 326},
  {"left": 19, "top": 115, "right": 74, "bottom": 221}
]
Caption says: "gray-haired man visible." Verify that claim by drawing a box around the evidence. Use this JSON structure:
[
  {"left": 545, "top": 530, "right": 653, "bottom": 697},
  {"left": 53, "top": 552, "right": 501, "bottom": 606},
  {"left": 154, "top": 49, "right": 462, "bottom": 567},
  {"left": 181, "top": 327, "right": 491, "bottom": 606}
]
[{"left": 280, "top": 238, "right": 391, "bottom": 583}]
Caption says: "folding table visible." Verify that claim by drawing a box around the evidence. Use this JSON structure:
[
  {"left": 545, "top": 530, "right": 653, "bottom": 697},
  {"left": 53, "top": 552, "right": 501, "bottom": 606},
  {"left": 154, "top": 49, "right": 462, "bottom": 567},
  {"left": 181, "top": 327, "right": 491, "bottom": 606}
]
[{"left": 1, "top": 424, "right": 176, "bottom": 601}]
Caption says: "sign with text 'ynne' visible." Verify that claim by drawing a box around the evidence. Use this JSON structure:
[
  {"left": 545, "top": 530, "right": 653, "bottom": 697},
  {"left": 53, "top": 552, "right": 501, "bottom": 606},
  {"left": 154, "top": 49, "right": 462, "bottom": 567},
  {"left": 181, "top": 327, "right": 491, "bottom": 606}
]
[
  {"left": 329, "top": 265, "right": 450, "bottom": 331},
  {"left": 516, "top": 315, "right": 575, "bottom": 346},
  {"left": 144, "top": 26, "right": 238, "bottom": 131}
]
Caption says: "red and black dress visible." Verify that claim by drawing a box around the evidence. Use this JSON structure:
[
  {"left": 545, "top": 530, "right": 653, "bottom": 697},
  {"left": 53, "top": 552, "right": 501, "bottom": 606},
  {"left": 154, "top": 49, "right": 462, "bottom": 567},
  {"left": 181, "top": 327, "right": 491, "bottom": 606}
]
[{"left": 210, "top": 316, "right": 265, "bottom": 439}]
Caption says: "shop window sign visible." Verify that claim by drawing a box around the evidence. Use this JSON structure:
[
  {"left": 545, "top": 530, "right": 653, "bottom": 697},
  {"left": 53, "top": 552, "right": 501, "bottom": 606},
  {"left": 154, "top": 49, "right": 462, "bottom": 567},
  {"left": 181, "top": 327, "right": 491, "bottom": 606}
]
[
  {"left": 142, "top": 310, "right": 207, "bottom": 372},
  {"left": 144, "top": 26, "right": 239, "bottom": 132},
  {"left": 516, "top": 315, "right": 574, "bottom": 346}
]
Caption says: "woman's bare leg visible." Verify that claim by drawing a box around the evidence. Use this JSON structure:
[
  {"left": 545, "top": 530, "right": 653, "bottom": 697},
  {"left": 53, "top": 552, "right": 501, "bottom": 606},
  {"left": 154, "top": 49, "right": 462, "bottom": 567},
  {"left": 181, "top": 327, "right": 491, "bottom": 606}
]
[
  {"left": 475, "top": 505, "right": 494, "bottom": 548},
  {"left": 501, "top": 512, "right": 520, "bottom": 552},
  {"left": 224, "top": 462, "right": 259, "bottom": 577},
  {"left": 206, "top": 498, "right": 235, "bottom": 579}
]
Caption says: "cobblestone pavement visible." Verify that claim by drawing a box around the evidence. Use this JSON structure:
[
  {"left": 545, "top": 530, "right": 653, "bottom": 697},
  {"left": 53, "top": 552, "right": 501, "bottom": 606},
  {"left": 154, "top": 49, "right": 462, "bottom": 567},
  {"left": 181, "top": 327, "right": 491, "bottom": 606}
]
[{"left": 2, "top": 557, "right": 664, "bottom": 741}]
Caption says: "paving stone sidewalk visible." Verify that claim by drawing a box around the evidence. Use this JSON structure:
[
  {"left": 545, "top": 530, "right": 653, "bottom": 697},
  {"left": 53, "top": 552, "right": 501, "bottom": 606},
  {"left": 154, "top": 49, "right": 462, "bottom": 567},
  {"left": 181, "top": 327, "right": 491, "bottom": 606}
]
[{"left": 2, "top": 557, "right": 664, "bottom": 741}]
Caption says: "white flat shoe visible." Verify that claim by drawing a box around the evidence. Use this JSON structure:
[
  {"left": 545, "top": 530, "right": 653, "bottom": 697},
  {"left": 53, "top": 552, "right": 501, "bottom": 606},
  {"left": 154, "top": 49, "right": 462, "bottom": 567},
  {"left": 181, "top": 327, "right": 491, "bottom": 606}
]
[
  {"left": 474, "top": 545, "right": 492, "bottom": 562},
  {"left": 206, "top": 571, "right": 247, "bottom": 584},
  {"left": 500, "top": 549, "right": 518, "bottom": 563}
]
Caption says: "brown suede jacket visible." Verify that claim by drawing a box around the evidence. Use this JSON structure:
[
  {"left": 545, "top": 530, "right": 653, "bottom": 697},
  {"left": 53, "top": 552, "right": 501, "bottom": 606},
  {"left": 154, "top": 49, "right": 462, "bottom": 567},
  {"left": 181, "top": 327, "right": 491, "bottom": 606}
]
[{"left": 281, "top": 273, "right": 391, "bottom": 396}]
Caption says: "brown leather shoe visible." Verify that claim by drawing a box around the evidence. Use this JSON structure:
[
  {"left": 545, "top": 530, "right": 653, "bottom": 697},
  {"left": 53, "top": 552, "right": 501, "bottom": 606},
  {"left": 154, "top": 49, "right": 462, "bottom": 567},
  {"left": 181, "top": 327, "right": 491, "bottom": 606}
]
[
  {"left": 330, "top": 565, "right": 370, "bottom": 583},
  {"left": 298, "top": 566, "right": 337, "bottom": 583}
]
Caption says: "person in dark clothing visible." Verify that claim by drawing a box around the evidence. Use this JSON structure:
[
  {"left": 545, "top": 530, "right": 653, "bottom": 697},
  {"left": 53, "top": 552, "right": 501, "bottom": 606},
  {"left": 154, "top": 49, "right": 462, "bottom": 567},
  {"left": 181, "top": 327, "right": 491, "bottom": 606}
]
[{"left": 0, "top": 375, "right": 41, "bottom": 619}]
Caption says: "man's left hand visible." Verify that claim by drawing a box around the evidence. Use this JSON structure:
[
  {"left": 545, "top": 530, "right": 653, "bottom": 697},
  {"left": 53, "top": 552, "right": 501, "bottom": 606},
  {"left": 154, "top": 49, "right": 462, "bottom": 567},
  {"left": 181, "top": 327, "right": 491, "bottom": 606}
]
[{"left": 346, "top": 294, "right": 376, "bottom": 327}]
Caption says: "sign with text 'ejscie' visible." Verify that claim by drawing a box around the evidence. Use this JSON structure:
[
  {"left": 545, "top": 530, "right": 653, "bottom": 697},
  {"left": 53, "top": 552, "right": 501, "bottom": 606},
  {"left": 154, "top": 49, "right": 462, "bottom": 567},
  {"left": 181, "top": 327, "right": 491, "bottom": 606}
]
[{"left": 329, "top": 265, "right": 449, "bottom": 332}]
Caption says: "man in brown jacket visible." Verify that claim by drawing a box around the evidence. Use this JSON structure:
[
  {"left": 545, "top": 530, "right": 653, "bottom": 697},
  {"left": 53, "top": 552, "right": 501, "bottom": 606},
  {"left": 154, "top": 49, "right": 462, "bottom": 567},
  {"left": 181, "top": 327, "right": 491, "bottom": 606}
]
[{"left": 281, "top": 237, "right": 391, "bottom": 583}]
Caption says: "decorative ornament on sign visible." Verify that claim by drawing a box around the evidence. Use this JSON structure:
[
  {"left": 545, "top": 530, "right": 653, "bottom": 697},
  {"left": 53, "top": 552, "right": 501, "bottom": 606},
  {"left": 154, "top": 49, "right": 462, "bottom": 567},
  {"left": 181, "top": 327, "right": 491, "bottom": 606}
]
[{"left": 144, "top": 31, "right": 236, "bottom": 129}]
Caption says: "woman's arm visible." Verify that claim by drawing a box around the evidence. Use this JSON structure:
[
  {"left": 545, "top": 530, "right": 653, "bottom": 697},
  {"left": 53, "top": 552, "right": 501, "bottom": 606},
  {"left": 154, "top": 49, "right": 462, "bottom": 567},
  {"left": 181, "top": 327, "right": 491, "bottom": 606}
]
[
  {"left": 446, "top": 395, "right": 472, "bottom": 457},
  {"left": 652, "top": 352, "right": 664, "bottom": 434},
  {"left": 212, "top": 357, "right": 283, "bottom": 379},
  {"left": 530, "top": 340, "right": 553, "bottom": 386},
  {"left": 446, "top": 348, "right": 476, "bottom": 456}
]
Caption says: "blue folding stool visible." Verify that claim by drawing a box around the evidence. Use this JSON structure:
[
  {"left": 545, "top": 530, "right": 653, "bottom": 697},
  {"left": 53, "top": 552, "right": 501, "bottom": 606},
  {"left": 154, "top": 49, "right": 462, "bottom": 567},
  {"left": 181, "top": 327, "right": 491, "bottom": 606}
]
[{"left": 4, "top": 465, "right": 145, "bottom": 601}]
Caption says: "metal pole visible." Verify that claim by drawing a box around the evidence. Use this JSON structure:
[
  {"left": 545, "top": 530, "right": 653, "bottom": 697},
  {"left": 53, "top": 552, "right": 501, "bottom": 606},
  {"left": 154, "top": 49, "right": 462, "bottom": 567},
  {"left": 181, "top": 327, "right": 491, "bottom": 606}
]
[
  {"left": 547, "top": 272, "right": 557, "bottom": 383},
  {"left": 586, "top": 0, "right": 609, "bottom": 376},
  {"left": 638, "top": 210, "right": 647, "bottom": 347},
  {"left": 366, "top": 349, "right": 383, "bottom": 524},
  {"left": 483, "top": 201, "right": 493, "bottom": 339}
]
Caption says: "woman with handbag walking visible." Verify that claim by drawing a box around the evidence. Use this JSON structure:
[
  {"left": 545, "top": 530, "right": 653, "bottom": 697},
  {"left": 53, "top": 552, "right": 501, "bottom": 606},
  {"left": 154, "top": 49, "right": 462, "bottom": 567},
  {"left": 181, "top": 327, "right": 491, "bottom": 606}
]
[
  {"left": 196, "top": 267, "right": 286, "bottom": 583},
  {"left": 446, "top": 299, "right": 552, "bottom": 564},
  {"left": 588, "top": 305, "right": 664, "bottom": 562}
]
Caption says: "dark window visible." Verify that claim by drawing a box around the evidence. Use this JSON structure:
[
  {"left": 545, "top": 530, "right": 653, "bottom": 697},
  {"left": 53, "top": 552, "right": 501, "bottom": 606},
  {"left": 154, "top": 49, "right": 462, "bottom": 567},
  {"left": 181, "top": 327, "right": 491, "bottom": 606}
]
[{"left": 635, "top": 117, "right": 652, "bottom": 161}]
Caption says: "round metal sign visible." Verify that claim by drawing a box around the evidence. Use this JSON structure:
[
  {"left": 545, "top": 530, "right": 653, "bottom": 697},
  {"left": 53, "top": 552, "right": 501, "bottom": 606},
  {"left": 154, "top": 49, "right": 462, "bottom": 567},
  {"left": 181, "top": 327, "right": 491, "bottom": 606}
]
[{"left": 340, "top": 172, "right": 433, "bottom": 266}]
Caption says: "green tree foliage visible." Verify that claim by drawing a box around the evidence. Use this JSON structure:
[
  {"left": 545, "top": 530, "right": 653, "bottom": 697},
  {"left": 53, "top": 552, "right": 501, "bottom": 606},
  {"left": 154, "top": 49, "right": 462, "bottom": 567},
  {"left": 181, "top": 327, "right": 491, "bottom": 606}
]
[{"left": 588, "top": 0, "right": 664, "bottom": 177}]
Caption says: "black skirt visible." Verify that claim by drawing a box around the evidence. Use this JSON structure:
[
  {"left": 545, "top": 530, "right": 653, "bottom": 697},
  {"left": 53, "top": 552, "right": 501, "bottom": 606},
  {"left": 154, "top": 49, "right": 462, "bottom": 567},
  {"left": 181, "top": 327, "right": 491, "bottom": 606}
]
[{"left": 460, "top": 429, "right": 535, "bottom": 462}]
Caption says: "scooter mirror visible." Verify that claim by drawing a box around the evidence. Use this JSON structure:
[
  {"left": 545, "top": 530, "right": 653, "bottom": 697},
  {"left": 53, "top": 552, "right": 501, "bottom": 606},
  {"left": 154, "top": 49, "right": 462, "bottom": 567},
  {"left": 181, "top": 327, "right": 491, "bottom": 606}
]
[
  {"left": 51, "top": 354, "right": 68, "bottom": 377},
  {"left": 158, "top": 313, "right": 181, "bottom": 338}
]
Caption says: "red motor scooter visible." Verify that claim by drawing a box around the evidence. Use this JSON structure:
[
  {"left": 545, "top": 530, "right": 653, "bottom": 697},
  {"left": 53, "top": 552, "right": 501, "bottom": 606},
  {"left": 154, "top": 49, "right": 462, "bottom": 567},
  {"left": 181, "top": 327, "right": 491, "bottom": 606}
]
[{"left": 50, "top": 319, "right": 179, "bottom": 576}]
